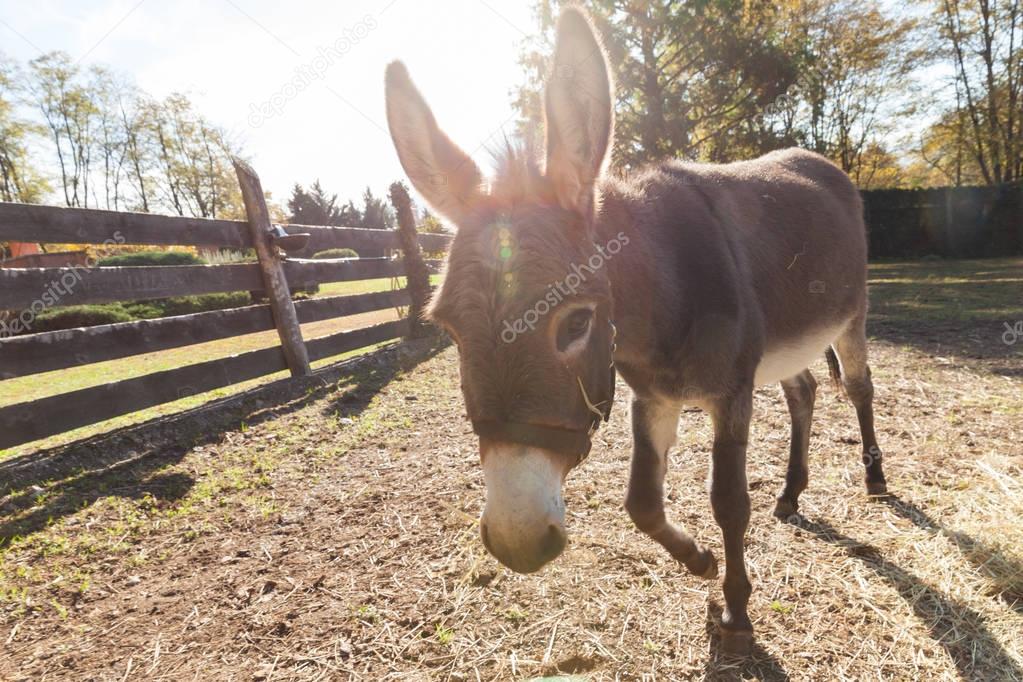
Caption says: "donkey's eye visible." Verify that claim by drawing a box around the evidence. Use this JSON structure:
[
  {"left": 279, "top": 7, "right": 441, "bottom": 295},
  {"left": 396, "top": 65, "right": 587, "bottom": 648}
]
[{"left": 557, "top": 308, "right": 593, "bottom": 351}]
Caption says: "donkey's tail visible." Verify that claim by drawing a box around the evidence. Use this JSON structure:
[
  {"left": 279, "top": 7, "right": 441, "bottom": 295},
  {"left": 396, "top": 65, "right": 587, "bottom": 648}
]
[{"left": 824, "top": 346, "right": 844, "bottom": 395}]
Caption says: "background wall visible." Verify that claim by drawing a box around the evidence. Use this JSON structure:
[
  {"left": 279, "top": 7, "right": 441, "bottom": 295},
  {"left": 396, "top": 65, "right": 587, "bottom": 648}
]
[{"left": 863, "top": 183, "right": 1023, "bottom": 258}]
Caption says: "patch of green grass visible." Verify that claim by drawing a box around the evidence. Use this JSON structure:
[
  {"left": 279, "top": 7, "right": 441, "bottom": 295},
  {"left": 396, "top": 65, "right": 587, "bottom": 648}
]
[
  {"left": 643, "top": 638, "right": 662, "bottom": 653},
  {"left": 504, "top": 607, "right": 529, "bottom": 622},
  {"left": 770, "top": 600, "right": 793, "bottom": 614},
  {"left": 434, "top": 623, "right": 455, "bottom": 646},
  {"left": 49, "top": 598, "right": 68, "bottom": 620},
  {"left": 316, "top": 274, "right": 439, "bottom": 298},
  {"left": 355, "top": 604, "right": 378, "bottom": 623}
]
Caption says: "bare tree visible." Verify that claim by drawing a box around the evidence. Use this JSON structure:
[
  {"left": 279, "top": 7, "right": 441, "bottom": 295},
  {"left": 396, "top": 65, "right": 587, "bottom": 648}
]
[
  {"left": 90, "top": 66, "right": 133, "bottom": 210},
  {"left": 937, "top": 0, "right": 1022, "bottom": 184},
  {"left": 149, "top": 94, "right": 241, "bottom": 219},
  {"left": 119, "top": 87, "right": 154, "bottom": 212},
  {"left": 27, "top": 52, "right": 98, "bottom": 208},
  {"left": 0, "top": 55, "right": 45, "bottom": 202},
  {"left": 765, "top": 0, "right": 924, "bottom": 183}
]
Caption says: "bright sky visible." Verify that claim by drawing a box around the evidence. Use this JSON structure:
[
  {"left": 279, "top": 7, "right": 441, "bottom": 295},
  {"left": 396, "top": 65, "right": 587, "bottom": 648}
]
[{"left": 0, "top": 0, "right": 535, "bottom": 207}]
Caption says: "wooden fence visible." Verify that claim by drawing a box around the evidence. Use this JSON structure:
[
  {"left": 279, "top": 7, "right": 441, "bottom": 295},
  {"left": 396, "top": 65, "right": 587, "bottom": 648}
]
[{"left": 0, "top": 162, "right": 450, "bottom": 451}]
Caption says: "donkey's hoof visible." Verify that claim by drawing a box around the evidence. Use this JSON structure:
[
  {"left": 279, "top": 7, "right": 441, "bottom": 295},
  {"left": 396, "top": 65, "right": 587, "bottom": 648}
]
[
  {"left": 866, "top": 481, "right": 888, "bottom": 496},
  {"left": 692, "top": 549, "right": 718, "bottom": 580},
  {"left": 773, "top": 497, "right": 798, "bottom": 520},
  {"left": 719, "top": 627, "right": 754, "bottom": 657}
]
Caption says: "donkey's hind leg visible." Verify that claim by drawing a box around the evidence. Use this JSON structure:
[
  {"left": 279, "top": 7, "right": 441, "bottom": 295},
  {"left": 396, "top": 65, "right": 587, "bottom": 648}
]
[
  {"left": 625, "top": 397, "right": 718, "bottom": 579},
  {"left": 833, "top": 315, "right": 888, "bottom": 495},
  {"left": 773, "top": 369, "right": 817, "bottom": 519}
]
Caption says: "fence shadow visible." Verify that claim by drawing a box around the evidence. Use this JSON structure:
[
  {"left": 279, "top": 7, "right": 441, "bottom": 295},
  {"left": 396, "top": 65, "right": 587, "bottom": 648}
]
[
  {"left": 0, "top": 336, "right": 449, "bottom": 545},
  {"left": 784, "top": 513, "right": 1023, "bottom": 681}
]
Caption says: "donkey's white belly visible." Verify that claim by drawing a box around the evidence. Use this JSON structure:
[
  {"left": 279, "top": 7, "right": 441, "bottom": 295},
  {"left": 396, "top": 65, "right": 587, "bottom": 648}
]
[{"left": 754, "top": 323, "right": 848, "bottom": 386}]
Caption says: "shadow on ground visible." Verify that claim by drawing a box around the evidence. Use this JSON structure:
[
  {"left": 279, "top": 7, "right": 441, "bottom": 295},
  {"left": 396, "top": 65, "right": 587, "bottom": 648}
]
[
  {"left": 866, "top": 259, "right": 1023, "bottom": 370},
  {"left": 868, "top": 318, "right": 1022, "bottom": 377},
  {"left": 703, "top": 602, "right": 790, "bottom": 681},
  {"left": 787, "top": 511, "right": 1023, "bottom": 681},
  {"left": 0, "top": 336, "right": 448, "bottom": 545},
  {"left": 884, "top": 495, "right": 1023, "bottom": 612}
]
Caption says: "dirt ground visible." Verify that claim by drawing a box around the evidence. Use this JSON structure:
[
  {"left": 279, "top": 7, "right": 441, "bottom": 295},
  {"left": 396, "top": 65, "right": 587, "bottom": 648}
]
[{"left": 1, "top": 260, "right": 1021, "bottom": 680}]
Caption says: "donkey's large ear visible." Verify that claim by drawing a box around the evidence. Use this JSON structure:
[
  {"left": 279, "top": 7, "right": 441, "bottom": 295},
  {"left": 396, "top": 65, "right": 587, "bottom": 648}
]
[
  {"left": 385, "top": 61, "right": 483, "bottom": 224},
  {"left": 544, "top": 8, "right": 614, "bottom": 218}
]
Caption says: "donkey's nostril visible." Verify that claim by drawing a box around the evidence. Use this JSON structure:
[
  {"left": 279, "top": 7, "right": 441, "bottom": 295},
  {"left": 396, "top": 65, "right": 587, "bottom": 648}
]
[{"left": 540, "top": 523, "right": 567, "bottom": 563}]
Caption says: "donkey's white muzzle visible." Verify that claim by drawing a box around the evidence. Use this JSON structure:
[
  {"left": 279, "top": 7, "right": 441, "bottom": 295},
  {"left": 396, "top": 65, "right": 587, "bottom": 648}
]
[{"left": 479, "top": 444, "right": 568, "bottom": 573}]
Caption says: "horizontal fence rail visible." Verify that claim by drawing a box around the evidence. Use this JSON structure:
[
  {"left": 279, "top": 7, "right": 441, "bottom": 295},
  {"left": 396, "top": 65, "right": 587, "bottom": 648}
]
[
  {"left": 0, "top": 165, "right": 446, "bottom": 451},
  {"left": 0, "top": 201, "right": 451, "bottom": 252},
  {"left": 0, "top": 290, "right": 412, "bottom": 380},
  {"left": 0, "top": 258, "right": 442, "bottom": 310},
  {"left": 0, "top": 319, "right": 409, "bottom": 450}
]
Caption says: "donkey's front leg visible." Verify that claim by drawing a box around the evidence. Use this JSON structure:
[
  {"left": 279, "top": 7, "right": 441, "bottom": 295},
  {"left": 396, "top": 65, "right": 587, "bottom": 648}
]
[
  {"left": 625, "top": 398, "right": 717, "bottom": 579},
  {"left": 708, "top": 390, "right": 754, "bottom": 656}
]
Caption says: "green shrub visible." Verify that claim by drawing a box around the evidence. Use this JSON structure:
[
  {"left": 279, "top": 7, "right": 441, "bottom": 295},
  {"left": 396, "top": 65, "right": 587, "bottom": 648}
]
[
  {"left": 30, "top": 304, "right": 134, "bottom": 332},
  {"left": 123, "top": 292, "right": 253, "bottom": 319},
  {"left": 98, "top": 251, "right": 206, "bottom": 267},
  {"left": 119, "top": 302, "right": 167, "bottom": 320},
  {"left": 312, "top": 248, "right": 359, "bottom": 259},
  {"left": 20, "top": 293, "right": 255, "bottom": 335}
]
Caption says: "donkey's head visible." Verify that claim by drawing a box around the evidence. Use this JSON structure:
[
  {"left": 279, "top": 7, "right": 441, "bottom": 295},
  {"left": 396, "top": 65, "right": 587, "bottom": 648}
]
[{"left": 385, "top": 8, "right": 616, "bottom": 573}]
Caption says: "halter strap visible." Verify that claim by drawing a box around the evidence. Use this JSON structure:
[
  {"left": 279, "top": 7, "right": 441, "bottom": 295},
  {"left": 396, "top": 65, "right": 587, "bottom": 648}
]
[
  {"left": 472, "top": 420, "right": 595, "bottom": 460},
  {"left": 471, "top": 320, "right": 617, "bottom": 463}
]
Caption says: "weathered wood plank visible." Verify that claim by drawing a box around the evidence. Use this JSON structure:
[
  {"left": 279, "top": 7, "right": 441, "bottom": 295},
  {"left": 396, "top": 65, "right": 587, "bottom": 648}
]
[
  {"left": 0, "top": 259, "right": 411, "bottom": 310},
  {"left": 0, "top": 318, "right": 409, "bottom": 450},
  {"left": 0, "top": 290, "right": 410, "bottom": 380},
  {"left": 0, "top": 201, "right": 452, "bottom": 251},
  {"left": 235, "top": 158, "right": 310, "bottom": 376},
  {"left": 0, "top": 345, "right": 289, "bottom": 450},
  {"left": 0, "top": 201, "right": 248, "bottom": 247},
  {"left": 0, "top": 263, "right": 264, "bottom": 310},
  {"left": 299, "top": 224, "right": 451, "bottom": 254}
]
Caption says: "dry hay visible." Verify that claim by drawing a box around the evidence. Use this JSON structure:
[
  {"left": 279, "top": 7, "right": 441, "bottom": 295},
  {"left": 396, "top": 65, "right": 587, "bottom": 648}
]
[{"left": 0, "top": 324, "right": 1021, "bottom": 680}]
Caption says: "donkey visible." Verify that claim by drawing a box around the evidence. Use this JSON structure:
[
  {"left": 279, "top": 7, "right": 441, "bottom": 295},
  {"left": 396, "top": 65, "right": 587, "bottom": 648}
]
[{"left": 384, "top": 7, "right": 887, "bottom": 655}]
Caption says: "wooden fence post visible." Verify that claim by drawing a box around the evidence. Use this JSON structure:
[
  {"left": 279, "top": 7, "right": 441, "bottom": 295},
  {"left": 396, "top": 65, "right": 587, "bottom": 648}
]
[
  {"left": 389, "top": 182, "right": 433, "bottom": 339},
  {"left": 233, "top": 158, "right": 311, "bottom": 377}
]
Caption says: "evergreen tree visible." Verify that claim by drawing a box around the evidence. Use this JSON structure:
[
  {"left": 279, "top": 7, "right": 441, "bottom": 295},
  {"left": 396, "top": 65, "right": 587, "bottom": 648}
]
[
  {"left": 337, "top": 199, "right": 362, "bottom": 226},
  {"left": 287, "top": 180, "right": 342, "bottom": 225},
  {"left": 359, "top": 186, "right": 394, "bottom": 230}
]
